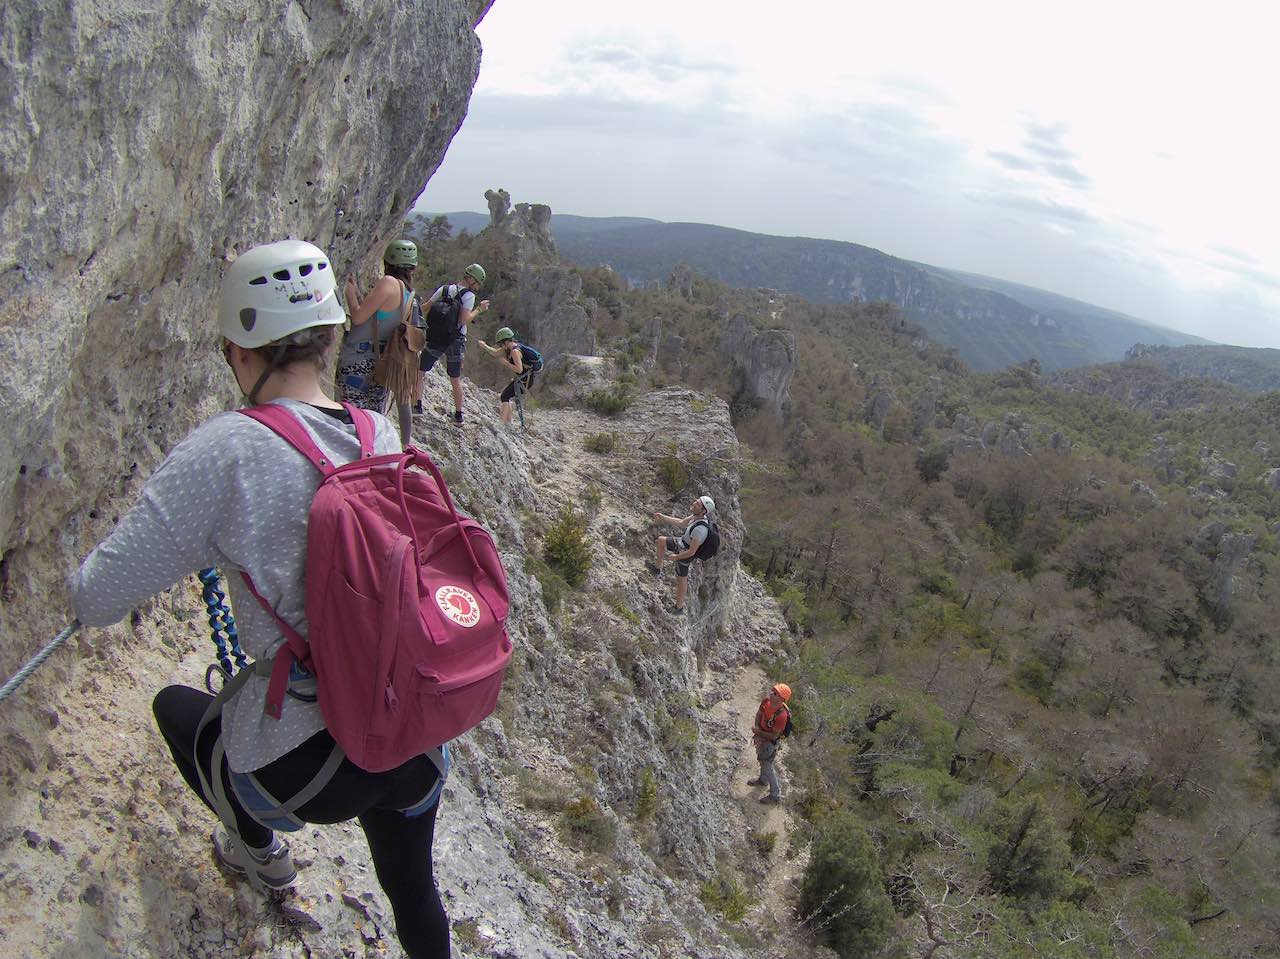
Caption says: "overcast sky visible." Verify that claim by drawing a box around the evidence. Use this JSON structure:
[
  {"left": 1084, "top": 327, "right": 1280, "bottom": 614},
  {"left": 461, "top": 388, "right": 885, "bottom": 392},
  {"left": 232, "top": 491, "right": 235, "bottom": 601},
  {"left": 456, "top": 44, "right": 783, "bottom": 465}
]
[{"left": 418, "top": 1, "right": 1280, "bottom": 348}]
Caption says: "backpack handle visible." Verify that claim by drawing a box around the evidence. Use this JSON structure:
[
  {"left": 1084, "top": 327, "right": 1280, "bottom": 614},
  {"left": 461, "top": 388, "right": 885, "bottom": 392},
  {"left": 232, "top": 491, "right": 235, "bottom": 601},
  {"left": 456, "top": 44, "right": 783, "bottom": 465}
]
[{"left": 396, "top": 447, "right": 484, "bottom": 569}]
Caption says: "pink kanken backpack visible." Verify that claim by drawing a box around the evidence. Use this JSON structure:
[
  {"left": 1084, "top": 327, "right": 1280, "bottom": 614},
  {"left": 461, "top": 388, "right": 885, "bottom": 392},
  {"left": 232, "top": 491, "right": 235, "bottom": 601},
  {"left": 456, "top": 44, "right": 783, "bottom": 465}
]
[{"left": 236, "top": 403, "right": 512, "bottom": 771}]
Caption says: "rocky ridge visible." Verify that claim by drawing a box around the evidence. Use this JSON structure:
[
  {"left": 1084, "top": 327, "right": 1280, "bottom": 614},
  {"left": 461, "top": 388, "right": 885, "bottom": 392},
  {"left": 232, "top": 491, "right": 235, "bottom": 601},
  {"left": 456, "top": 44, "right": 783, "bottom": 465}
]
[{"left": 1, "top": 369, "right": 793, "bottom": 958}]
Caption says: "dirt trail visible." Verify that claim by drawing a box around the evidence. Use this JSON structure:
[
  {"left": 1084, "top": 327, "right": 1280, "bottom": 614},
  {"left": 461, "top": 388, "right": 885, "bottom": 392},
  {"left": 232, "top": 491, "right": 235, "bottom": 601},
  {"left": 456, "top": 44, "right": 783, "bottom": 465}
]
[{"left": 711, "top": 665, "right": 797, "bottom": 860}]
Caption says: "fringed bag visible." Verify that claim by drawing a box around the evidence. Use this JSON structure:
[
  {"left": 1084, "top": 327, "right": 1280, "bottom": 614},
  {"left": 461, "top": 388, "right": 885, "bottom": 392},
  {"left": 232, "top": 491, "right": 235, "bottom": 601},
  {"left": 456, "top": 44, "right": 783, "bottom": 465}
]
[{"left": 374, "top": 282, "right": 426, "bottom": 405}]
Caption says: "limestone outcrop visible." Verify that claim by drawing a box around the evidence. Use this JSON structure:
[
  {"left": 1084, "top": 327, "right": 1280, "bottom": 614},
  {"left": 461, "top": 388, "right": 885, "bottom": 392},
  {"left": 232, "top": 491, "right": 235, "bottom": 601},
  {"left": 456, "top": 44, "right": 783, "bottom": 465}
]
[
  {"left": 482, "top": 191, "right": 597, "bottom": 359},
  {"left": 718, "top": 313, "right": 796, "bottom": 421}
]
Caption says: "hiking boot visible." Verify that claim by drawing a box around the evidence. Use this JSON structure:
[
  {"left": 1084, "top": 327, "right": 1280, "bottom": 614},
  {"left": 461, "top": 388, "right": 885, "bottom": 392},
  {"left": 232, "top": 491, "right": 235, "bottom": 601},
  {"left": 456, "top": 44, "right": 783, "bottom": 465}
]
[
  {"left": 746, "top": 777, "right": 764, "bottom": 786},
  {"left": 212, "top": 824, "right": 297, "bottom": 890},
  {"left": 645, "top": 561, "right": 662, "bottom": 578},
  {"left": 759, "top": 794, "right": 782, "bottom": 805},
  {"left": 664, "top": 602, "right": 686, "bottom": 616},
  {"left": 412, "top": 401, "right": 425, "bottom": 415},
  {"left": 452, "top": 410, "right": 464, "bottom": 425}
]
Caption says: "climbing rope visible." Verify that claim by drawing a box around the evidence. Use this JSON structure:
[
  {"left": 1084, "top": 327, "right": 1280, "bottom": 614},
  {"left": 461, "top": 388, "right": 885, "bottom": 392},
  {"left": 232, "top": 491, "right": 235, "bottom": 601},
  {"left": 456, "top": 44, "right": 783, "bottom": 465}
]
[
  {"left": 198, "top": 567, "right": 246, "bottom": 691},
  {"left": 0, "top": 621, "right": 82, "bottom": 703},
  {"left": 514, "top": 374, "right": 528, "bottom": 433},
  {"left": 2, "top": 570, "right": 246, "bottom": 703}
]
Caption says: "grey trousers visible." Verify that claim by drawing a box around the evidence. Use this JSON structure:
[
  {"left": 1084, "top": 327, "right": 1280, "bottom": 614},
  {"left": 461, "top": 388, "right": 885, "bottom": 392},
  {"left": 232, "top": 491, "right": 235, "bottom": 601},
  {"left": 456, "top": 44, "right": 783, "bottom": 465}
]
[{"left": 756, "top": 740, "right": 781, "bottom": 799}]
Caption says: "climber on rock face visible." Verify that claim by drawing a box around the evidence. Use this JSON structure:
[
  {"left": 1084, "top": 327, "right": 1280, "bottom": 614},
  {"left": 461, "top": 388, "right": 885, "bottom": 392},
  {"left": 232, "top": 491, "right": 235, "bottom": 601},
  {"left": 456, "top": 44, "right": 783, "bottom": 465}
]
[
  {"left": 749, "top": 682, "right": 792, "bottom": 804},
  {"left": 647, "top": 494, "right": 720, "bottom": 614}
]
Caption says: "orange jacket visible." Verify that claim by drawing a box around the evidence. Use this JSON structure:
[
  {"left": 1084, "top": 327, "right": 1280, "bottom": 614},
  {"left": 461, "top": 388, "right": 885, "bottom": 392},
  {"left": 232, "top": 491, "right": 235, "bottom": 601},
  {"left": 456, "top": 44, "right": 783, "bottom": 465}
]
[{"left": 754, "top": 699, "right": 790, "bottom": 741}]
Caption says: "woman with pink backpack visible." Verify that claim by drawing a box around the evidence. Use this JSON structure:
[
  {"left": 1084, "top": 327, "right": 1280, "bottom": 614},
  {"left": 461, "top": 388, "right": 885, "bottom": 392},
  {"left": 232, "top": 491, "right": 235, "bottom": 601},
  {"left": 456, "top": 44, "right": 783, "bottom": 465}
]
[{"left": 70, "top": 240, "right": 469, "bottom": 957}]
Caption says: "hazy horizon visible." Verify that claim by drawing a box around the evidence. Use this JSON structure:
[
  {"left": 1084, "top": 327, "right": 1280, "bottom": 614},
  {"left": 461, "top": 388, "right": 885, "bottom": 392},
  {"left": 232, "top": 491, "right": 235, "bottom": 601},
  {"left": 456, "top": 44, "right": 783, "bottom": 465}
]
[{"left": 418, "top": 1, "right": 1279, "bottom": 350}]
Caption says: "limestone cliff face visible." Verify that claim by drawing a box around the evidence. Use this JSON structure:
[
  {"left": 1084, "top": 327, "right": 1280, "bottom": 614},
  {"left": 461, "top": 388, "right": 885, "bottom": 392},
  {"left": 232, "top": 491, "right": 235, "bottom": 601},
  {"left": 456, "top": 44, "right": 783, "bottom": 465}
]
[
  {"left": 0, "top": 0, "right": 484, "bottom": 580},
  {"left": 718, "top": 312, "right": 795, "bottom": 422}
]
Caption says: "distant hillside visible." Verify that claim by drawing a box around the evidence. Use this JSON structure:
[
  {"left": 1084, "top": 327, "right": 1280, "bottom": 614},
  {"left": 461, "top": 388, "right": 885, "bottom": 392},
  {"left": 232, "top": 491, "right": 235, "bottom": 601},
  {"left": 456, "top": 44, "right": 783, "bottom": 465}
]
[
  {"left": 1049, "top": 359, "right": 1249, "bottom": 414},
  {"left": 930, "top": 267, "right": 1210, "bottom": 360},
  {"left": 421, "top": 210, "right": 1207, "bottom": 373},
  {"left": 1125, "top": 342, "right": 1280, "bottom": 393}
]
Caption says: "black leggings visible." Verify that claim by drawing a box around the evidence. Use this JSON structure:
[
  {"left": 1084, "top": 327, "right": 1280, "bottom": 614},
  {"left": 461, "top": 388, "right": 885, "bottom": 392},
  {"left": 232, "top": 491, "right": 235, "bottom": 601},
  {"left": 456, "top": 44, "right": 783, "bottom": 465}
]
[
  {"left": 500, "top": 371, "right": 536, "bottom": 403},
  {"left": 153, "top": 685, "right": 449, "bottom": 958}
]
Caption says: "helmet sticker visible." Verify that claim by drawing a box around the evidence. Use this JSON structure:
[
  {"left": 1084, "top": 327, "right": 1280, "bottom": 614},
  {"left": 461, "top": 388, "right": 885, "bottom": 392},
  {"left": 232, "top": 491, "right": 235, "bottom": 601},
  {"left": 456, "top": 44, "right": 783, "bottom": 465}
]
[{"left": 435, "top": 585, "right": 482, "bottom": 628}]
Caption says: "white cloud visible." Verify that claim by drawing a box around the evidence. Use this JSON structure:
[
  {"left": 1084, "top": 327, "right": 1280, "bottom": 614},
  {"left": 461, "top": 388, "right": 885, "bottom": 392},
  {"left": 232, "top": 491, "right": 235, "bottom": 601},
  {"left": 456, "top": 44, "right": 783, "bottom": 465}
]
[{"left": 420, "top": 0, "right": 1280, "bottom": 346}]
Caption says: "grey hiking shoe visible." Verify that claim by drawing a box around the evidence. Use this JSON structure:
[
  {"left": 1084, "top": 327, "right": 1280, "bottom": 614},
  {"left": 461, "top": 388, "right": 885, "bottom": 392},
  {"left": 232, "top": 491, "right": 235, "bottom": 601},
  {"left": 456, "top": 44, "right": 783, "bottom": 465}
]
[
  {"left": 759, "top": 794, "right": 782, "bottom": 805},
  {"left": 645, "top": 561, "right": 662, "bottom": 578},
  {"left": 212, "top": 824, "right": 297, "bottom": 890},
  {"left": 452, "top": 410, "right": 464, "bottom": 425},
  {"left": 746, "top": 777, "right": 764, "bottom": 786}
]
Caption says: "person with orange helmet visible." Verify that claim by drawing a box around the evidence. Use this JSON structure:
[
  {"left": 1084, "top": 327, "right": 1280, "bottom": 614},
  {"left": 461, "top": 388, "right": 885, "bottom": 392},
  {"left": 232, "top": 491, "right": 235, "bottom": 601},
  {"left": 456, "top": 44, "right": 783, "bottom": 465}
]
[{"left": 748, "top": 682, "right": 792, "bottom": 804}]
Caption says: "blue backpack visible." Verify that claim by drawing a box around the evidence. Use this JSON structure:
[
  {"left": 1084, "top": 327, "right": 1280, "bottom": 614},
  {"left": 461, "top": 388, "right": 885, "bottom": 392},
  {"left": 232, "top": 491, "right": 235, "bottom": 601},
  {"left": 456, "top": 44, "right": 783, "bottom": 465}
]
[{"left": 517, "top": 343, "right": 544, "bottom": 372}]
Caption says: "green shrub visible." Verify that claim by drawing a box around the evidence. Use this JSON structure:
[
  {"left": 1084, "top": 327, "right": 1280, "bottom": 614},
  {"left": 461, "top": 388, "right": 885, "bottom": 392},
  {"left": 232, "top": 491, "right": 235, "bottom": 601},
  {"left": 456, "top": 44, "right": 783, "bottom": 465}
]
[
  {"left": 797, "top": 810, "right": 894, "bottom": 958},
  {"left": 635, "top": 767, "right": 657, "bottom": 821},
  {"left": 585, "top": 386, "right": 630, "bottom": 415},
  {"left": 986, "top": 795, "right": 1072, "bottom": 900},
  {"left": 543, "top": 509, "right": 592, "bottom": 588},
  {"left": 561, "top": 796, "right": 617, "bottom": 853},
  {"left": 916, "top": 446, "right": 950, "bottom": 483},
  {"left": 525, "top": 557, "right": 566, "bottom": 612},
  {"left": 657, "top": 454, "right": 689, "bottom": 494},
  {"left": 699, "top": 871, "right": 750, "bottom": 922},
  {"left": 920, "top": 571, "right": 956, "bottom": 598},
  {"left": 583, "top": 432, "right": 619, "bottom": 454}
]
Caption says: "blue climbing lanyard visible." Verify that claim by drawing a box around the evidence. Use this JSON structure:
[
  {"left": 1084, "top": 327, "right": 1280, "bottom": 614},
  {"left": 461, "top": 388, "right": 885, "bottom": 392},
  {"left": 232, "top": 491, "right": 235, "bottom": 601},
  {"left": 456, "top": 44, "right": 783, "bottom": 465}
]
[{"left": 198, "top": 567, "right": 246, "bottom": 690}]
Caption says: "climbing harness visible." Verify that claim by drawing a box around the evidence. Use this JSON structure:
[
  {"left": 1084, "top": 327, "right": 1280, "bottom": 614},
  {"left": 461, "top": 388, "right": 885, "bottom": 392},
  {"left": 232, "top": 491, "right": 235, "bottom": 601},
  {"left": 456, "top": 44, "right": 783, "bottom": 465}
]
[
  {"left": 0, "top": 621, "right": 82, "bottom": 703},
  {"left": 198, "top": 567, "right": 247, "bottom": 692}
]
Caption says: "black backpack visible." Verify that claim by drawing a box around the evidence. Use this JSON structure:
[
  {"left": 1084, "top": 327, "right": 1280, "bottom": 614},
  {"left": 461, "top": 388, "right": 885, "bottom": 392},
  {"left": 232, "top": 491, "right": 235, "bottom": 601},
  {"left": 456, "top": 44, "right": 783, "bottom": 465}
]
[
  {"left": 517, "top": 343, "right": 544, "bottom": 372},
  {"left": 690, "top": 519, "right": 720, "bottom": 560},
  {"left": 425, "top": 286, "right": 464, "bottom": 348},
  {"left": 779, "top": 705, "right": 793, "bottom": 738}
]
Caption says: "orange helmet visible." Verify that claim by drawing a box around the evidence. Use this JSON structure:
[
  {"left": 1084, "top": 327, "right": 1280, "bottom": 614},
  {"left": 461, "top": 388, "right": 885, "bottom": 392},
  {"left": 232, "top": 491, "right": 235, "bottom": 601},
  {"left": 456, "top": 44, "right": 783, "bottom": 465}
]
[{"left": 771, "top": 683, "right": 792, "bottom": 702}]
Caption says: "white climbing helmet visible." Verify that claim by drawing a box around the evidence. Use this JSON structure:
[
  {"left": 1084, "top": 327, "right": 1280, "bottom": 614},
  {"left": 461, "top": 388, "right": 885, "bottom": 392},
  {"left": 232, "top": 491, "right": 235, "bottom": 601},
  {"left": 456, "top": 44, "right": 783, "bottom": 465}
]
[
  {"left": 698, "top": 495, "right": 716, "bottom": 514},
  {"left": 219, "top": 240, "right": 345, "bottom": 348}
]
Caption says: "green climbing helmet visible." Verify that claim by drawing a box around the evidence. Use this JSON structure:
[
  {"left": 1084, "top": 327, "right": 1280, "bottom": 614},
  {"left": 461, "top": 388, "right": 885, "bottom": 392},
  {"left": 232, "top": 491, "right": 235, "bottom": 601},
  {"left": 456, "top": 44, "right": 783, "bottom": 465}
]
[
  {"left": 464, "top": 263, "right": 487, "bottom": 286},
  {"left": 494, "top": 327, "right": 516, "bottom": 342},
  {"left": 383, "top": 239, "right": 418, "bottom": 268}
]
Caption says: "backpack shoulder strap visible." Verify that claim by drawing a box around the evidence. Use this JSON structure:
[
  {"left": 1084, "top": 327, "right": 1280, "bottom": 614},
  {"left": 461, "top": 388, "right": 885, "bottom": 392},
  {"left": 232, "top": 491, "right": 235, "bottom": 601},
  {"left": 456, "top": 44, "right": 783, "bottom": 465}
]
[
  {"left": 346, "top": 404, "right": 377, "bottom": 457},
  {"left": 239, "top": 403, "right": 376, "bottom": 470}
]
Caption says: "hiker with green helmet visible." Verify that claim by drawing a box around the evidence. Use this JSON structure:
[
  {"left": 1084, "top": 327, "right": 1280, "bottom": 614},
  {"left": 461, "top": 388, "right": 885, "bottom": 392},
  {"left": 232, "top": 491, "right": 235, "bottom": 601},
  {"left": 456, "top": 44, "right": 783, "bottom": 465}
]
[
  {"left": 476, "top": 326, "right": 544, "bottom": 427},
  {"left": 416, "top": 263, "right": 489, "bottom": 425},
  {"left": 338, "top": 239, "right": 424, "bottom": 442},
  {"left": 70, "top": 240, "right": 451, "bottom": 956}
]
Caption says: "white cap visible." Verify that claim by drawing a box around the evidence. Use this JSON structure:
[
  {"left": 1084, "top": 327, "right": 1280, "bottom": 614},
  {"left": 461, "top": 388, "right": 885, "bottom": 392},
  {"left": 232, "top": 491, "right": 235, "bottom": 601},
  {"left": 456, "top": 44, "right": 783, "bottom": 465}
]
[
  {"left": 698, "top": 495, "right": 716, "bottom": 514},
  {"left": 219, "top": 240, "right": 345, "bottom": 348}
]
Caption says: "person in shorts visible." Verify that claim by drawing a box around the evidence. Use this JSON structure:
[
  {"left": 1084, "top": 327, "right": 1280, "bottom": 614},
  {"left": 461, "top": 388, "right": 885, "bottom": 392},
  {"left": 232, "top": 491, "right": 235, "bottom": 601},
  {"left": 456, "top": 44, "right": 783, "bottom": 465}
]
[
  {"left": 416, "top": 263, "right": 489, "bottom": 425},
  {"left": 647, "top": 494, "right": 717, "bottom": 613}
]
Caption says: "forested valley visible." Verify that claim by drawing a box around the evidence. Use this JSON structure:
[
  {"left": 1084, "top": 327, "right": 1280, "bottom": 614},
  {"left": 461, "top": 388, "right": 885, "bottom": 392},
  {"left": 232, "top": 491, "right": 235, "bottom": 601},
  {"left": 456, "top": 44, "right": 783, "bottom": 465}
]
[{"left": 421, "top": 216, "right": 1280, "bottom": 958}]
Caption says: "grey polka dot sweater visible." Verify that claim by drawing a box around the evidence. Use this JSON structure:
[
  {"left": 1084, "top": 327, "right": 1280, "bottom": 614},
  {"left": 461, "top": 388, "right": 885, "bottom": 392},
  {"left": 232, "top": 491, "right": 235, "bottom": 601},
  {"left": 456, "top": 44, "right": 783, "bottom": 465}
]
[{"left": 72, "top": 399, "right": 402, "bottom": 772}]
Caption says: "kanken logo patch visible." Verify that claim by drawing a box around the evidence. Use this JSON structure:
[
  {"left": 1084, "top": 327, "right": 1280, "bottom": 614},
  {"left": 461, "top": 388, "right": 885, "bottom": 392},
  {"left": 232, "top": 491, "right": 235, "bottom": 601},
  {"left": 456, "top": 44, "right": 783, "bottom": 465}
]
[{"left": 435, "top": 585, "right": 481, "bottom": 628}]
